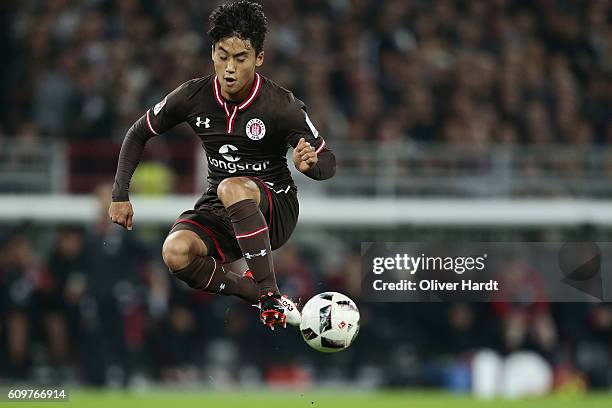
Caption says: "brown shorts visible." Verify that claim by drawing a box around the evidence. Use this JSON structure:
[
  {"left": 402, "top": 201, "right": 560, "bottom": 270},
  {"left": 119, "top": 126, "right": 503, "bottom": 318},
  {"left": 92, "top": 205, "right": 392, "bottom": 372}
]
[{"left": 168, "top": 177, "right": 299, "bottom": 263}]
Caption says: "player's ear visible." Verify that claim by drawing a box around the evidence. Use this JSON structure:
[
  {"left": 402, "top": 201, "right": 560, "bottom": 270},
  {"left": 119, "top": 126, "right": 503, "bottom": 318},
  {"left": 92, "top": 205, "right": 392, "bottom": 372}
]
[
  {"left": 255, "top": 50, "right": 264, "bottom": 67},
  {"left": 211, "top": 44, "right": 215, "bottom": 60}
]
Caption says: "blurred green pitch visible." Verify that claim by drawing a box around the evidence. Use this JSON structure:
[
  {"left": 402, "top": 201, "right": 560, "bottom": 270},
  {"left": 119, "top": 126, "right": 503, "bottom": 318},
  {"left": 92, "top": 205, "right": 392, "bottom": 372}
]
[{"left": 15, "top": 390, "right": 611, "bottom": 408}]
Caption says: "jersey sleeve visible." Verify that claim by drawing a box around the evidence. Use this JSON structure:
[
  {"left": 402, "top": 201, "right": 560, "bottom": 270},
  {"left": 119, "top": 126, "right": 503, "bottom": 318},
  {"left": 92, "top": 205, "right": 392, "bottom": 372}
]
[
  {"left": 282, "top": 93, "right": 327, "bottom": 154},
  {"left": 144, "top": 80, "right": 194, "bottom": 135}
]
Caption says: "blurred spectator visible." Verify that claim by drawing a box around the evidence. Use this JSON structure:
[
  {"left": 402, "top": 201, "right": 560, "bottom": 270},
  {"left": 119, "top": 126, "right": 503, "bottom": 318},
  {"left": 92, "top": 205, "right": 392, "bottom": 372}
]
[
  {"left": 76, "top": 184, "right": 153, "bottom": 386},
  {"left": 43, "top": 226, "right": 87, "bottom": 374},
  {"left": 0, "top": 233, "right": 48, "bottom": 379},
  {"left": 131, "top": 161, "right": 175, "bottom": 197},
  {"left": 492, "top": 257, "right": 558, "bottom": 359},
  {"left": 273, "top": 243, "right": 316, "bottom": 302},
  {"left": 574, "top": 304, "right": 612, "bottom": 388}
]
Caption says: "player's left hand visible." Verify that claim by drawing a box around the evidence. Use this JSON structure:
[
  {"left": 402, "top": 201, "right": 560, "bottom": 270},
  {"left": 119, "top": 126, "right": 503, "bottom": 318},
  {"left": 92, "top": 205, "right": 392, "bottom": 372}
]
[{"left": 293, "top": 137, "right": 318, "bottom": 173}]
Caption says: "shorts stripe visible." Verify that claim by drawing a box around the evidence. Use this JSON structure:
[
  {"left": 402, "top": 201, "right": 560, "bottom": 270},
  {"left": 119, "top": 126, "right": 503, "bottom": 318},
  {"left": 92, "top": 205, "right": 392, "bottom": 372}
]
[{"left": 172, "top": 218, "right": 227, "bottom": 263}]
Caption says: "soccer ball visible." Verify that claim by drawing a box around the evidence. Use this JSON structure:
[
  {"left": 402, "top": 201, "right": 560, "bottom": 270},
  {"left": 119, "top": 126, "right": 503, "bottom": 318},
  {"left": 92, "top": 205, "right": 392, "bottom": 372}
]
[{"left": 299, "top": 292, "right": 360, "bottom": 353}]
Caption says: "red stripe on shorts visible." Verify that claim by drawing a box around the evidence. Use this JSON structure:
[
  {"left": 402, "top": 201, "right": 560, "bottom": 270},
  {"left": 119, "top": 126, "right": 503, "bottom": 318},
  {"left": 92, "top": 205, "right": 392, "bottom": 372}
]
[{"left": 172, "top": 219, "right": 227, "bottom": 263}]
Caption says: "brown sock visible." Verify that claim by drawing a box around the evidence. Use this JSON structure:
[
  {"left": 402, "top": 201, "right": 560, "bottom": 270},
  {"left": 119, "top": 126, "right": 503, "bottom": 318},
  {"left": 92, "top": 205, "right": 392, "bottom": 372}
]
[
  {"left": 227, "top": 199, "right": 278, "bottom": 297},
  {"left": 171, "top": 256, "right": 259, "bottom": 303}
]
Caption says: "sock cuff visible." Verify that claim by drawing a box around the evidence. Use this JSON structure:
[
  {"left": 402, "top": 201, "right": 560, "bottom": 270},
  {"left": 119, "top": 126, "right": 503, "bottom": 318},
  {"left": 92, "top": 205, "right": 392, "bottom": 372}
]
[{"left": 227, "top": 198, "right": 260, "bottom": 222}]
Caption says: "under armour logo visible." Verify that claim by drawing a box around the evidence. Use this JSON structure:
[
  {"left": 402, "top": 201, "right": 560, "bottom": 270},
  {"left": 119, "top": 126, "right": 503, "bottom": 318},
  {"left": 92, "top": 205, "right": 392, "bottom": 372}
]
[
  {"left": 196, "top": 117, "right": 210, "bottom": 128},
  {"left": 244, "top": 249, "right": 267, "bottom": 259}
]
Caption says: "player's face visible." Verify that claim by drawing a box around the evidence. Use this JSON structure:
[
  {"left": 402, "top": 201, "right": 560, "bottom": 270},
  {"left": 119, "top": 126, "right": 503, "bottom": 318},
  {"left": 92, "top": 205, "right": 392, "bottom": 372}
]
[{"left": 212, "top": 37, "right": 264, "bottom": 101}]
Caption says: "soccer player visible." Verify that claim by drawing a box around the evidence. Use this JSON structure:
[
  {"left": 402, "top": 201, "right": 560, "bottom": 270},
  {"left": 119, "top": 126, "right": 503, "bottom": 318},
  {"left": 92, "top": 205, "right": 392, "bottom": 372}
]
[{"left": 108, "top": 1, "right": 335, "bottom": 329}]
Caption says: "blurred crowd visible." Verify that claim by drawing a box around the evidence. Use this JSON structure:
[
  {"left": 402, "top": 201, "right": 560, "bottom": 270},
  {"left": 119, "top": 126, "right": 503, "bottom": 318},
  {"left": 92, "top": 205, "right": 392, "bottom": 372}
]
[
  {"left": 1, "top": 0, "right": 610, "bottom": 145},
  {"left": 0, "top": 187, "right": 610, "bottom": 390}
]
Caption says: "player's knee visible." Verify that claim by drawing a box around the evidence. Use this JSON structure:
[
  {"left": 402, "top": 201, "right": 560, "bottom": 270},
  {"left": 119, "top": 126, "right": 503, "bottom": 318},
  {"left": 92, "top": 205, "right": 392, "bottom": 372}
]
[
  {"left": 217, "top": 177, "right": 258, "bottom": 207},
  {"left": 162, "top": 234, "right": 193, "bottom": 271}
]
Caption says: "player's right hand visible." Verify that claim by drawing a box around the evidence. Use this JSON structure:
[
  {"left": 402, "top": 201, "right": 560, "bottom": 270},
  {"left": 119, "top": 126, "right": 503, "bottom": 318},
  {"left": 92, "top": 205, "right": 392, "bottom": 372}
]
[{"left": 108, "top": 201, "right": 134, "bottom": 230}]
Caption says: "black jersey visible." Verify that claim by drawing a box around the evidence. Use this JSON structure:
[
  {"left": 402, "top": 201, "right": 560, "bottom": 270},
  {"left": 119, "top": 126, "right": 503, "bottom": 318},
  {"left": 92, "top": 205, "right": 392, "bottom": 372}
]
[{"left": 145, "top": 74, "right": 328, "bottom": 190}]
